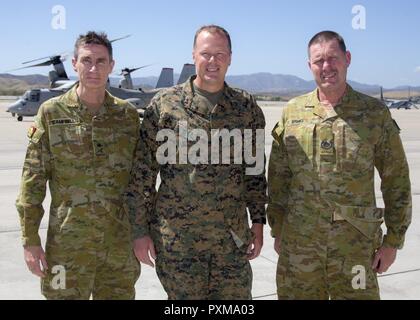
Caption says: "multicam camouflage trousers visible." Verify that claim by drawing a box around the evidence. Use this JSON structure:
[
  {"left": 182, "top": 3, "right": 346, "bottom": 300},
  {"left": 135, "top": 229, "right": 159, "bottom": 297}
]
[
  {"left": 41, "top": 215, "right": 140, "bottom": 300},
  {"left": 155, "top": 240, "right": 252, "bottom": 300},
  {"left": 276, "top": 210, "right": 381, "bottom": 300}
]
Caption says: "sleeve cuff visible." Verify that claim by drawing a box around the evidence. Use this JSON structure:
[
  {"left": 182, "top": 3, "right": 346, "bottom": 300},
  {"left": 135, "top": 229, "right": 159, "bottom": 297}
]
[
  {"left": 131, "top": 226, "right": 150, "bottom": 241},
  {"left": 382, "top": 232, "right": 404, "bottom": 249},
  {"left": 22, "top": 234, "right": 41, "bottom": 247},
  {"left": 247, "top": 203, "right": 266, "bottom": 221}
]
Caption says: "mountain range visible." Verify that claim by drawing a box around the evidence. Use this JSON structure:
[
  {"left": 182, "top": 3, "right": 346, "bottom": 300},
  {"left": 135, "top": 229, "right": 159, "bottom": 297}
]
[{"left": 0, "top": 72, "right": 418, "bottom": 97}]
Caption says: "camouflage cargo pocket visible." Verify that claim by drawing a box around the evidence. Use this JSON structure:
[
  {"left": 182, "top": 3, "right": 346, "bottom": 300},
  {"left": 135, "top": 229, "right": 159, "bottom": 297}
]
[
  {"left": 334, "top": 205, "right": 384, "bottom": 240},
  {"left": 334, "top": 123, "right": 374, "bottom": 172},
  {"left": 49, "top": 124, "right": 86, "bottom": 156}
]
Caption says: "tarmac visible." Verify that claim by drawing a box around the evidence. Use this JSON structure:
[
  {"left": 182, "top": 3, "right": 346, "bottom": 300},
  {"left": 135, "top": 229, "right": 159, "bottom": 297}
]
[{"left": 0, "top": 98, "right": 418, "bottom": 300}]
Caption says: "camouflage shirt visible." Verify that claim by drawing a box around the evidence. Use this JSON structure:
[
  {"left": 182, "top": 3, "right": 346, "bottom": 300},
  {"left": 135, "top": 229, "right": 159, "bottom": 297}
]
[
  {"left": 267, "top": 85, "right": 412, "bottom": 249},
  {"left": 126, "top": 76, "right": 267, "bottom": 253},
  {"left": 16, "top": 84, "right": 140, "bottom": 246}
]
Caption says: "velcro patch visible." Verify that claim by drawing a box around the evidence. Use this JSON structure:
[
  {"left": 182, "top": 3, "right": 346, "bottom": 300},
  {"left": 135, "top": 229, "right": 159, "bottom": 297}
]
[
  {"left": 27, "top": 126, "right": 37, "bottom": 139},
  {"left": 28, "top": 126, "right": 45, "bottom": 143},
  {"left": 291, "top": 119, "right": 303, "bottom": 124}
]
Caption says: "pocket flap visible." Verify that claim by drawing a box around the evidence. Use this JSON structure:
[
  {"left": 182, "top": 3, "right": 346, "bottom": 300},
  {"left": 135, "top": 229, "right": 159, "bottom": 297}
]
[{"left": 336, "top": 205, "right": 384, "bottom": 239}]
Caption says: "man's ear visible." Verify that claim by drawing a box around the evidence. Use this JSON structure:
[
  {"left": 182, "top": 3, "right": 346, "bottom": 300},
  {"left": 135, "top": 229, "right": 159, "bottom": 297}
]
[
  {"left": 192, "top": 50, "right": 196, "bottom": 64},
  {"left": 72, "top": 57, "right": 77, "bottom": 72},
  {"left": 346, "top": 51, "right": 351, "bottom": 67},
  {"left": 109, "top": 59, "right": 115, "bottom": 73}
]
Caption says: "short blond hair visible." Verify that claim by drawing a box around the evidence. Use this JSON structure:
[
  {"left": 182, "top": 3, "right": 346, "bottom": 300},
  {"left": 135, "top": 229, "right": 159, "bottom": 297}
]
[{"left": 193, "top": 25, "right": 232, "bottom": 52}]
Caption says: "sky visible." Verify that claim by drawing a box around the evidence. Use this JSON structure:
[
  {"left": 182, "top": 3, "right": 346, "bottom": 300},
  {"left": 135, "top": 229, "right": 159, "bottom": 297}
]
[{"left": 0, "top": 0, "right": 419, "bottom": 88}]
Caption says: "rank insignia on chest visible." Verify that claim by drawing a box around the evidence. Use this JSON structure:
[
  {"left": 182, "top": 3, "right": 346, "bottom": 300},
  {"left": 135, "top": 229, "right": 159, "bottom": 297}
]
[{"left": 321, "top": 140, "right": 333, "bottom": 150}]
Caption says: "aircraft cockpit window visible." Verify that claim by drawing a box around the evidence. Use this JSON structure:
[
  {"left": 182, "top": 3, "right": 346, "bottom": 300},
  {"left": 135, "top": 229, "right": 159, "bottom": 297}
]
[{"left": 29, "top": 92, "right": 40, "bottom": 102}]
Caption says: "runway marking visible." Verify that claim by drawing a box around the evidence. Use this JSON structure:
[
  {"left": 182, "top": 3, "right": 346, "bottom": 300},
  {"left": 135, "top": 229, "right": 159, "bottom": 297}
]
[
  {"left": 259, "top": 255, "right": 278, "bottom": 264},
  {"left": 0, "top": 166, "right": 23, "bottom": 171},
  {"left": 377, "top": 268, "right": 420, "bottom": 278},
  {"left": 0, "top": 226, "right": 47, "bottom": 233},
  {"left": 253, "top": 293, "right": 277, "bottom": 299}
]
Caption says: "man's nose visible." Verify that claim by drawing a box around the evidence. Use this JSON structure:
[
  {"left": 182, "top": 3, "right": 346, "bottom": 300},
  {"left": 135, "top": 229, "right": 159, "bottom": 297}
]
[
  {"left": 88, "top": 63, "right": 99, "bottom": 71},
  {"left": 322, "top": 60, "right": 332, "bottom": 69}
]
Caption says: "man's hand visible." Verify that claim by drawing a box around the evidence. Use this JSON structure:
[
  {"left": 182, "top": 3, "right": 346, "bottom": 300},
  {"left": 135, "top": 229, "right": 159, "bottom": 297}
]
[
  {"left": 133, "top": 236, "right": 156, "bottom": 267},
  {"left": 247, "top": 223, "right": 263, "bottom": 260},
  {"left": 274, "top": 236, "right": 281, "bottom": 255},
  {"left": 24, "top": 246, "right": 48, "bottom": 278},
  {"left": 372, "top": 246, "right": 397, "bottom": 274}
]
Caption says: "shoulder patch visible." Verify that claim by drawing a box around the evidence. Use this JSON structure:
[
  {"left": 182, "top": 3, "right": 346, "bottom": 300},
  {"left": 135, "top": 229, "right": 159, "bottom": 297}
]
[
  {"left": 27, "top": 125, "right": 45, "bottom": 143},
  {"left": 27, "top": 126, "right": 37, "bottom": 139}
]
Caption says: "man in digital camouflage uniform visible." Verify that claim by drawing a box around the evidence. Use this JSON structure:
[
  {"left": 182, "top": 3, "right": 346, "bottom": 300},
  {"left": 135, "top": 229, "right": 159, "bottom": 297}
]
[
  {"left": 16, "top": 31, "right": 140, "bottom": 299},
  {"left": 126, "top": 25, "right": 267, "bottom": 299},
  {"left": 267, "top": 30, "right": 412, "bottom": 299}
]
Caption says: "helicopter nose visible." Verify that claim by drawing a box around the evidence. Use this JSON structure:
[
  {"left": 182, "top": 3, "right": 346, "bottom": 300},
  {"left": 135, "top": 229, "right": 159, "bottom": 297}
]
[{"left": 7, "top": 101, "right": 23, "bottom": 113}]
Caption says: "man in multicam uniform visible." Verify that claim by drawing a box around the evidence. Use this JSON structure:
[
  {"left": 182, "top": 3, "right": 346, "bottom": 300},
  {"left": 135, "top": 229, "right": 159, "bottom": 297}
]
[
  {"left": 16, "top": 31, "right": 140, "bottom": 299},
  {"left": 267, "top": 30, "right": 412, "bottom": 299},
  {"left": 126, "top": 25, "right": 267, "bottom": 299}
]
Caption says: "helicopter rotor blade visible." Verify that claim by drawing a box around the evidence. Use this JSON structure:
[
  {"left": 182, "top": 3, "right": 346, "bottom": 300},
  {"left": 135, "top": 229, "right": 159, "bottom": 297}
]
[
  {"left": 129, "top": 64, "right": 153, "bottom": 73},
  {"left": 9, "top": 61, "right": 54, "bottom": 72},
  {"left": 110, "top": 34, "right": 131, "bottom": 43},
  {"left": 22, "top": 56, "right": 57, "bottom": 64}
]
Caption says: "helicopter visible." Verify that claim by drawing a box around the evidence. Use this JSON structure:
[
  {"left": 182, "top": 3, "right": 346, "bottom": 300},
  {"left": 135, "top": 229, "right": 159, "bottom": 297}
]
[
  {"left": 6, "top": 35, "right": 195, "bottom": 121},
  {"left": 383, "top": 86, "right": 420, "bottom": 110}
]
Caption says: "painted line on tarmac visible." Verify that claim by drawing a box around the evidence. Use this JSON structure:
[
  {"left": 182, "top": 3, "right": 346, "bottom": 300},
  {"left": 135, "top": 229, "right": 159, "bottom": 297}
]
[
  {"left": 254, "top": 293, "right": 277, "bottom": 299},
  {"left": 378, "top": 268, "right": 420, "bottom": 278},
  {"left": 0, "top": 226, "right": 47, "bottom": 234},
  {"left": 0, "top": 166, "right": 23, "bottom": 171}
]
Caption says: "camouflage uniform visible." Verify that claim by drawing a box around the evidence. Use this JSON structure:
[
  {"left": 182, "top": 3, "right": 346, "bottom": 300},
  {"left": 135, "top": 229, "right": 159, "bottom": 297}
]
[
  {"left": 126, "top": 76, "right": 267, "bottom": 299},
  {"left": 16, "top": 84, "right": 141, "bottom": 299},
  {"left": 267, "top": 86, "right": 412, "bottom": 300}
]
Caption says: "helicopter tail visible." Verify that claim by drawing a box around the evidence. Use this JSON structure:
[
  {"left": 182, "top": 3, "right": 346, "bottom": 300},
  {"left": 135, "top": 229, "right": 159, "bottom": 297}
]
[{"left": 156, "top": 68, "right": 174, "bottom": 88}]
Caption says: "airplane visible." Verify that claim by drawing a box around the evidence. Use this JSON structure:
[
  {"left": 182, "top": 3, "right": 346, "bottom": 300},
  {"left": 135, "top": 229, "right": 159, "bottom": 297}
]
[
  {"left": 387, "top": 86, "right": 420, "bottom": 110},
  {"left": 5, "top": 35, "right": 196, "bottom": 121},
  {"left": 389, "top": 100, "right": 419, "bottom": 110},
  {"left": 379, "top": 86, "right": 394, "bottom": 107},
  {"left": 6, "top": 63, "right": 195, "bottom": 121},
  {"left": 8, "top": 35, "right": 132, "bottom": 90}
]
